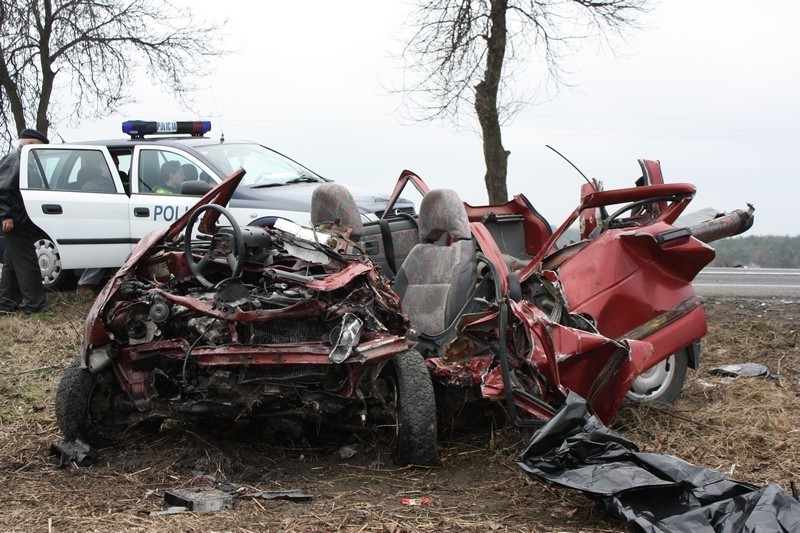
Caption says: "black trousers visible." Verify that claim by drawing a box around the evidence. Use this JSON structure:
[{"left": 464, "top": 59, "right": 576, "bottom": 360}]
[{"left": 0, "top": 224, "right": 46, "bottom": 312}]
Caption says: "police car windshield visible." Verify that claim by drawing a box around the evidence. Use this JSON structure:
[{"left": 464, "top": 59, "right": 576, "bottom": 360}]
[{"left": 194, "top": 143, "right": 322, "bottom": 187}]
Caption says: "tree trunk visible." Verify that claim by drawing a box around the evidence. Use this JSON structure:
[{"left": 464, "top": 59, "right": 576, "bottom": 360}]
[
  {"left": 0, "top": 3, "right": 27, "bottom": 135},
  {"left": 475, "top": 0, "right": 509, "bottom": 205},
  {"left": 0, "top": 51, "right": 28, "bottom": 135},
  {"left": 36, "top": 65, "right": 54, "bottom": 136},
  {"left": 34, "top": 1, "right": 53, "bottom": 136}
]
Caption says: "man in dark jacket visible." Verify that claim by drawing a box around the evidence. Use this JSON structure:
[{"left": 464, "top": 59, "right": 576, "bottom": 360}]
[{"left": 0, "top": 129, "right": 50, "bottom": 314}]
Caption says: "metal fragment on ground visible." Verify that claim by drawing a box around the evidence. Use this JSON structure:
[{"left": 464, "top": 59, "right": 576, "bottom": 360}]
[
  {"left": 337, "top": 443, "right": 362, "bottom": 459},
  {"left": 249, "top": 489, "right": 313, "bottom": 501},
  {"left": 149, "top": 506, "right": 187, "bottom": 516},
  {"left": 51, "top": 439, "right": 98, "bottom": 467},
  {"left": 164, "top": 487, "right": 234, "bottom": 513},
  {"left": 709, "top": 362, "right": 770, "bottom": 378}
]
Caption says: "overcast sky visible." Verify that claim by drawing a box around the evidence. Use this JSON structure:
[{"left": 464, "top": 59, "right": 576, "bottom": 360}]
[{"left": 65, "top": 0, "right": 799, "bottom": 236}]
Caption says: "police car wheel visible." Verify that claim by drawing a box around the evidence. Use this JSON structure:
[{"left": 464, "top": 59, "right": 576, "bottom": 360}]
[{"left": 35, "top": 236, "right": 73, "bottom": 290}]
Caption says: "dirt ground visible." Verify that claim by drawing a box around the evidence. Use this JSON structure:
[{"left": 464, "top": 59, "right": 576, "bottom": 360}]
[{"left": 1, "top": 293, "right": 798, "bottom": 531}]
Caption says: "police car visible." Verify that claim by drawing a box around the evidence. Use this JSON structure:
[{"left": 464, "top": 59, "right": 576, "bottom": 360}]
[{"left": 0, "top": 120, "right": 413, "bottom": 289}]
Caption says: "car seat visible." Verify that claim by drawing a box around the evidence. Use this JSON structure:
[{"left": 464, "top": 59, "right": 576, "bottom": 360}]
[
  {"left": 182, "top": 164, "right": 199, "bottom": 181},
  {"left": 393, "top": 189, "right": 477, "bottom": 347},
  {"left": 310, "top": 183, "right": 364, "bottom": 240},
  {"left": 77, "top": 166, "right": 115, "bottom": 192},
  {"left": 76, "top": 167, "right": 99, "bottom": 190}
]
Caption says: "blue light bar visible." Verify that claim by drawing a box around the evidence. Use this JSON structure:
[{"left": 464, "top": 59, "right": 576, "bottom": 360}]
[{"left": 122, "top": 120, "right": 211, "bottom": 138}]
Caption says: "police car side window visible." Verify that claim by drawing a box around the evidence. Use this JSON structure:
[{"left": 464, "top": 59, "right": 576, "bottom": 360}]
[
  {"left": 22, "top": 149, "right": 111, "bottom": 192},
  {"left": 26, "top": 152, "right": 47, "bottom": 189},
  {"left": 138, "top": 150, "right": 203, "bottom": 195}
]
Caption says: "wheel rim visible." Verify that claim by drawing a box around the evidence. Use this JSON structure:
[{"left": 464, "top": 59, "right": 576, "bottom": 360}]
[
  {"left": 628, "top": 354, "right": 675, "bottom": 400},
  {"left": 89, "top": 372, "right": 134, "bottom": 438},
  {"left": 35, "top": 238, "right": 62, "bottom": 285},
  {"left": 375, "top": 373, "right": 400, "bottom": 436}
]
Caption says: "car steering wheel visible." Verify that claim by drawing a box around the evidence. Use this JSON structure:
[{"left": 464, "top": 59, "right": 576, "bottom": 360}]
[
  {"left": 184, "top": 204, "right": 245, "bottom": 288},
  {"left": 601, "top": 195, "right": 678, "bottom": 231}
]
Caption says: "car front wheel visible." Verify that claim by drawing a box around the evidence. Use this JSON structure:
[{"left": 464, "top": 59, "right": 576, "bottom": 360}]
[
  {"left": 626, "top": 347, "right": 689, "bottom": 405},
  {"left": 376, "top": 349, "right": 438, "bottom": 466},
  {"left": 55, "top": 357, "right": 132, "bottom": 445}
]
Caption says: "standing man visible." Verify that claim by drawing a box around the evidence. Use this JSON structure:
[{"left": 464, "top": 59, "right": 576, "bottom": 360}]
[{"left": 0, "top": 129, "right": 50, "bottom": 314}]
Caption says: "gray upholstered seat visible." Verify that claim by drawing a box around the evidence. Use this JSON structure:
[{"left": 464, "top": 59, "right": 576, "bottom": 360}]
[
  {"left": 77, "top": 167, "right": 114, "bottom": 192},
  {"left": 393, "top": 189, "right": 476, "bottom": 340}
]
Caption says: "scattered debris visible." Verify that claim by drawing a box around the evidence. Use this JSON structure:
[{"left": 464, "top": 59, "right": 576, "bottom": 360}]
[
  {"left": 337, "top": 443, "right": 363, "bottom": 459},
  {"left": 696, "top": 379, "right": 718, "bottom": 389},
  {"left": 709, "top": 363, "right": 770, "bottom": 378},
  {"left": 401, "top": 498, "right": 431, "bottom": 506},
  {"left": 155, "top": 473, "right": 314, "bottom": 515},
  {"left": 164, "top": 487, "right": 233, "bottom": 513},
  {"left": 249, "top": 489, "right": 312, "bottom": 502},
  {"left": 260, "top": 468, "right": 285, "bottom": 482},
  {"left": 516, "top": 393, "right": 800, "bottom": 532},
  {"left": 149, "top": 506, "right": 187, "bottom": 516},
  {"left": 50, "top": 439, "right": 98, "bottom": 467}
]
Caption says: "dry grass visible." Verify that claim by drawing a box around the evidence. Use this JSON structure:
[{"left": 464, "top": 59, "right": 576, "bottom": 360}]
[
  {"left": 0, "top": 294, "right": 797, "bottom": 531},
  {"left": 613, "top": 297, "right": 800, "bottom": 487}
]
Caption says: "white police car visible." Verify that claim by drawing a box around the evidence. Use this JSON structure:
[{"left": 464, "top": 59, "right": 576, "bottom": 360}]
[{"left": 0, "top": 120, "right": 413, "bottom": 289}]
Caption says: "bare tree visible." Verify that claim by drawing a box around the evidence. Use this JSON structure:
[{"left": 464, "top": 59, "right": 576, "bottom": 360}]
[
  {"left": 0, "top": 0, "right": 227, "bottom": 148},
  {"left": 399, "top": 0, "right": 650, "bottom": 204}
]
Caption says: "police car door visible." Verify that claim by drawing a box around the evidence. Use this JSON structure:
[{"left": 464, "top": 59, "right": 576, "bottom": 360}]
[
  {"left": 129, "top": 146, "right": 221, "bottom": 243},
  {"left": 20, "top": 144, "right": 130, "bottom": 272}
]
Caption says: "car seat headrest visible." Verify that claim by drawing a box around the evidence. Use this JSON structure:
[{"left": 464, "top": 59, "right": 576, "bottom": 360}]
[
  {"left": 419, "top": 189, "right": 471, "bottom": 243},
  {"left": 311, "top": 183, "right": 364, "bottom": 240}
]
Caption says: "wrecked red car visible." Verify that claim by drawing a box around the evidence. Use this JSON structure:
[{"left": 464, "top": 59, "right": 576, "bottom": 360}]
[
  {"left": 370, "top": 160, "right": 753, "bottom": 427},
  {"left": 55, "top": 170, "right": 438, "bottom": 466},
  {"left": 55, "top": 159, "right": 752, "bottom": 466}
]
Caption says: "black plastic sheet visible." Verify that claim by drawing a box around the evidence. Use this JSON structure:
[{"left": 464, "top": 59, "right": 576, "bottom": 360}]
[{"left": 516, "top": 393, "right": 800, "bottom": 532}]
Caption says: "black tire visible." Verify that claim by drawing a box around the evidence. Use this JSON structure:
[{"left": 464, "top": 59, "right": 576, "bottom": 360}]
[
  {"left": 626, "top": 347, "right": 689, "bottom": 405},
  {"left": 55, "top": 356, "right": 129, "bottom": 444},
  {"left": 383, "top": 350, "right": 438, "bottom": 466}
]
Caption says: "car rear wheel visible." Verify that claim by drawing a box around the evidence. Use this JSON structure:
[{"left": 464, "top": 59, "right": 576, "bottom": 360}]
[
  {"left": 55, "top": 357, "right": 131, "bottom": 445},
  {"left": 35, "top": 236, "right": 73, "bottom": 290},
  {"left": 376, "top": 350, "right": 438, "bottom": 466},
  {"left": 626, "top": 347, "right": 689, "bottom": 405}
]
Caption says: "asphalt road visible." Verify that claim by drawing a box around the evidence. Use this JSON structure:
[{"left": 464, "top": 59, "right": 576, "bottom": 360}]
[{"left": 693, "top": 267, "right": 800, "bottom": 298}]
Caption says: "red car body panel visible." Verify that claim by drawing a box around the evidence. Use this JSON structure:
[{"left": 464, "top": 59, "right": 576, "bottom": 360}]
[{"left": 401, "top": 161, "right": 752, "bottom": 424}]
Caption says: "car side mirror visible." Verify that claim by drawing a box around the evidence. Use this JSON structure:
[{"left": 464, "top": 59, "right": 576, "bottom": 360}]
[{"left": 181, "top": 180, "right": 213, "bottom": 196}]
